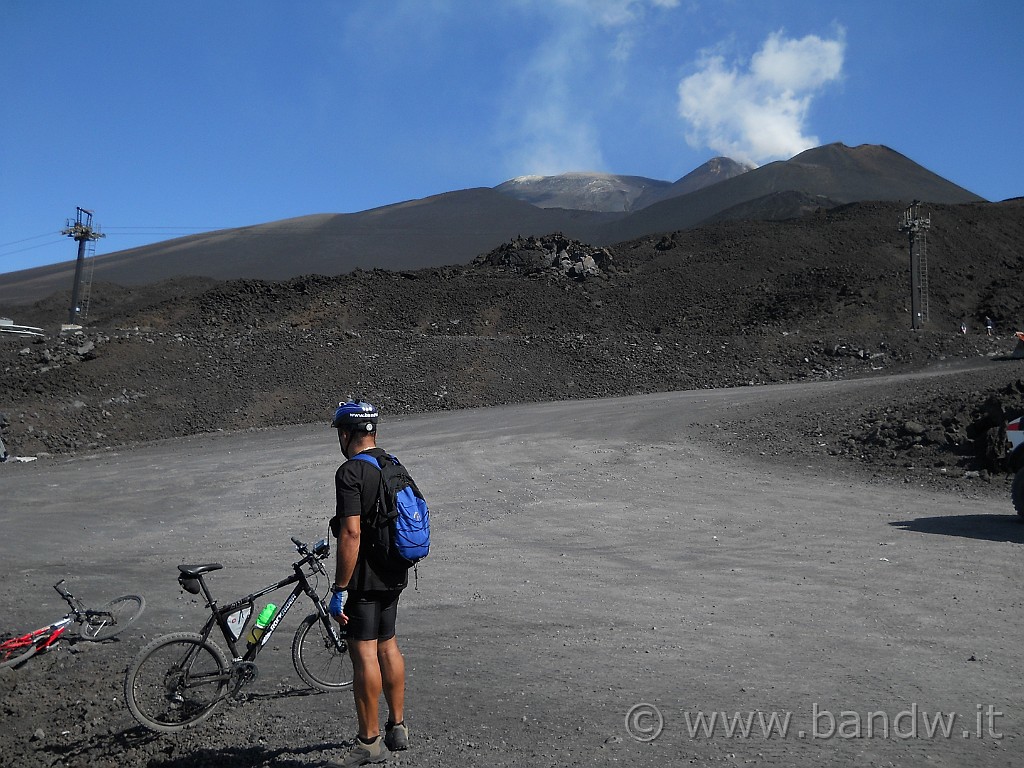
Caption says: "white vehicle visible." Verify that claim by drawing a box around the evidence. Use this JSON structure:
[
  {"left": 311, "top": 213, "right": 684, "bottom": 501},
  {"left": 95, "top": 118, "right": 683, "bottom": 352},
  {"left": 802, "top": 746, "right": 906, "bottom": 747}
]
[{"left": 1006, "top": 416, "right": 1024, "bottom": 516}]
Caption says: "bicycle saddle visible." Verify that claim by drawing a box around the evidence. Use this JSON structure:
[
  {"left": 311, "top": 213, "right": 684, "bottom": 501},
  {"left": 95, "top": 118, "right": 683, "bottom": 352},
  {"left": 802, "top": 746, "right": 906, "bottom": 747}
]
[{"left": 177, "top": 563, "right": 223, "bottom": 578}]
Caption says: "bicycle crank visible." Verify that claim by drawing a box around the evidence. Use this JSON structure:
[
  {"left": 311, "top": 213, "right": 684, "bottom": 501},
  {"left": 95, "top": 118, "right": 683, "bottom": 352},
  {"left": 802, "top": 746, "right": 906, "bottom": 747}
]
[{"left": 230, "top": 661, "right": 259, "bottom": 695}]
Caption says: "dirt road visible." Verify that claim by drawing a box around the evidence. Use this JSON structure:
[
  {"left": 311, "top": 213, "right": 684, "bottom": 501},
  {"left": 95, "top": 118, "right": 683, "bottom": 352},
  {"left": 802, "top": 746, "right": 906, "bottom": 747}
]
[{"left": 1, "top": 372, "right": 1020, "bottom": 767}]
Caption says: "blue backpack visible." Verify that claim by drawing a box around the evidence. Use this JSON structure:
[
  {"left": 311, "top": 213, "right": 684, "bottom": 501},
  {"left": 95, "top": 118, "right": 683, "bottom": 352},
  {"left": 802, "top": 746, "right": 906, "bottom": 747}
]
[{"left": 351, "top": 452, "right": 430, "bottom": 567}]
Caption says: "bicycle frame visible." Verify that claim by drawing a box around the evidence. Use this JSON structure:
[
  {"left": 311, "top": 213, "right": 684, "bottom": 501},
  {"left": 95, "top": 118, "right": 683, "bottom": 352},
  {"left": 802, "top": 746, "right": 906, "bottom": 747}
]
[
  {"left": 188, "top": 544, "right": 341, "bottom": 663},
  {"left": 1, "top": 617, "right": 73, "bottom": 654}
]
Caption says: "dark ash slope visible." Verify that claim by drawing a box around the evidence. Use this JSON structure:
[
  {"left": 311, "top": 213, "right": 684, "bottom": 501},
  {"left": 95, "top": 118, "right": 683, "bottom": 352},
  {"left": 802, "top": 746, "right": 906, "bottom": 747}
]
[{"left": 3, "top": 199, "right": 1024, "bottom": 497}]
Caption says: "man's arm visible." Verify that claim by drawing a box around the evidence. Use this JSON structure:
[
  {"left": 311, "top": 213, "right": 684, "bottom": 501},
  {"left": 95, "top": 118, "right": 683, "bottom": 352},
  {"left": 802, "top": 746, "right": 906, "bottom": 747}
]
[{"left": 335, "top": 514, "right": 360, "bottom": 590}]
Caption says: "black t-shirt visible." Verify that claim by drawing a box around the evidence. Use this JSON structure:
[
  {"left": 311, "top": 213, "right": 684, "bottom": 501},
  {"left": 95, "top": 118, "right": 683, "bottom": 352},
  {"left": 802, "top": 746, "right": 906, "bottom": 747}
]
[{"left": 334, "top": 447, "right": 408, "bottom": 592}]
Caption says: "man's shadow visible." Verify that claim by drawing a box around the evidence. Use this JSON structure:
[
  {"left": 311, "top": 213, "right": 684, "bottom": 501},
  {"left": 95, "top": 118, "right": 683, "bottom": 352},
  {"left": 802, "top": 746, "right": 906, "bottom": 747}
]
[
  {"left": 890, "top": 513, "right": 1024, "bottom": 543},
  {"left": 146, "top": 744, "right": 356, "bottom": 767},
  {"left": 148, "top": 746, "right": 313, "bottom": 767}
]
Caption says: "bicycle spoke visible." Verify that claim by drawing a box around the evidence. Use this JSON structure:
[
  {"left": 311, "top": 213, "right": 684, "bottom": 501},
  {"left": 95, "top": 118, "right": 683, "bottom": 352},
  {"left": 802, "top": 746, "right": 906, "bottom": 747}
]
[
  {"left": 79, "top": 594, "right": 146, "bottom": 641},
  {"left": 292, "top": 614, "right": 353, "bottom": 691}
]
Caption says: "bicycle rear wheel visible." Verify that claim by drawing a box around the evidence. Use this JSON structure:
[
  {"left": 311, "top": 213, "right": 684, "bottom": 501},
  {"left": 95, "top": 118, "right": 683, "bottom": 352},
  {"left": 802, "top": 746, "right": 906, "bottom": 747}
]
[
  {"left": 124, "top": 632, "right": 229, "bottom": 732},
  {"left": 0, "top": 638, "right": 40, "bottom": 670},
  {"left": 78, "top": 594, "right": 146, "bottom": 641},
  {"left": 292, "top": 614, "right": 352, "bottom": 691}
]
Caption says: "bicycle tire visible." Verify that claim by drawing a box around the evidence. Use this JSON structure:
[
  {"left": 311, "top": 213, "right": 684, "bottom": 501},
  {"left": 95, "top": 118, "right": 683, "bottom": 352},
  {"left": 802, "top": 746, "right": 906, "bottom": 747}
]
[
  {"left": 78, "top": 594, "right": 146, "bottom": 641},
  {"left": 292, "top": 614, "right": 352, "bottom": 691},
  {"left": 0, "top": 639, "right": 40, "bottom": 670},
  {"left": 124, "top": 632, "right": 229, "bottom": 732}
]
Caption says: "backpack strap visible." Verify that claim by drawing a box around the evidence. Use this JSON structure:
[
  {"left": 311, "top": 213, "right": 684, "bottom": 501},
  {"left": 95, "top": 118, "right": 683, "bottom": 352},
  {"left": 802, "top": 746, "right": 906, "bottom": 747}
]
[
  {"left": 349, "top": 452, "right": 395, "bottom": 531},
  {"left": 350, "top": 452, "right": 382, "bottom": 470},
  {"left": 350, "top": 452, "right": 402, "bottom": 469},
  {"left": 351, "top": 453, "right": 385, "bottom": 512}
]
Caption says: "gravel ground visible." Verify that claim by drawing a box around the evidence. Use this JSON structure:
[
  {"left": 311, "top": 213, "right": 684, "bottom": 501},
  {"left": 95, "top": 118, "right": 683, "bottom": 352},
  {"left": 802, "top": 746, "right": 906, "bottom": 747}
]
[{"left": 1, "top": 378, "right": 1020, "bottom": 768}]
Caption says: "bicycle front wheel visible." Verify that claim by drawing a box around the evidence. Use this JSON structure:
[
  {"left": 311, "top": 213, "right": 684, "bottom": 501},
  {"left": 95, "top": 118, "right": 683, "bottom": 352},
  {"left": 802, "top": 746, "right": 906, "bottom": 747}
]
[
  {"left": 124, "top": 632, "right": 229, "bottom": 732},
  {"left": 78, "top": 594, "right": 146, "bottom": 641},
  {"left": 292, "top": 614, "right": 352, "bottom": 691}
]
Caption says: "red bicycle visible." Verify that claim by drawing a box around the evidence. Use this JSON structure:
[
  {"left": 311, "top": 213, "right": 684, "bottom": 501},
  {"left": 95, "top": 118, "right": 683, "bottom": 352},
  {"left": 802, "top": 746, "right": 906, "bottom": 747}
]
[{"left": 0, "top": 580, "right": 145, "bottom": 670}]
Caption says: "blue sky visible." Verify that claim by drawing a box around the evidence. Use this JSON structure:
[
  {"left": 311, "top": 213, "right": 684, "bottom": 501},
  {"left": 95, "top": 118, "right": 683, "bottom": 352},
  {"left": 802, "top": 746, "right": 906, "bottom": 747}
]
[{"left": 1, "top": 0, "right": 1021, "bottom": 275}]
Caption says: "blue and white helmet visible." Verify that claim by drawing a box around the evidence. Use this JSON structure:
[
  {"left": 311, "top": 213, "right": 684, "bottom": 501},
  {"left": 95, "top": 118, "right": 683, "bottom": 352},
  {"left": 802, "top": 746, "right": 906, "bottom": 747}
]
[{"left": 331, "top": 399, "right": 378, "bottom": 432}]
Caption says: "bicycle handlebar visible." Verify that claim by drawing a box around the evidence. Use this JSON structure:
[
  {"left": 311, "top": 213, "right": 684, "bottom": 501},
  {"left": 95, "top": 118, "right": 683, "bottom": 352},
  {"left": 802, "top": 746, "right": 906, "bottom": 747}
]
[
  {"left": 53, "top": 580, "right": 72, "bottom": 601},
  {"left": 291, "top": 535, "right": 331, "bottom": 562}
]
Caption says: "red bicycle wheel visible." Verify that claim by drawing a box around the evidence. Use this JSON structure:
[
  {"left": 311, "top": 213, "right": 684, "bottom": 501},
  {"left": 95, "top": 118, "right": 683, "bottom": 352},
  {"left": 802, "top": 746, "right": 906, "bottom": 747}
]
[{"left": 0, "top": 637, "right": 40, "bottom": 670}]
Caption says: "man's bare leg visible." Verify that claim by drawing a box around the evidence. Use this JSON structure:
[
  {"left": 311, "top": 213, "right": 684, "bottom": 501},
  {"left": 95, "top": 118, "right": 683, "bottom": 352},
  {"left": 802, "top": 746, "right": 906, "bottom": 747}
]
[
  {"left": 350, "top": 639, "right": 382, "bottom": 739},
  {"left": 378, "top": 635, "right": 405, "bottom": 726}
]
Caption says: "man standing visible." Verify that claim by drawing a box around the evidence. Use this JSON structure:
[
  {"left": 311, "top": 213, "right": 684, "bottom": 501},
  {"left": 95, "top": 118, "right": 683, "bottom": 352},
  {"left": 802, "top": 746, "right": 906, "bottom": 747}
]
[{"left": 327, "top": 399, "right": 410, "bottom": 767}]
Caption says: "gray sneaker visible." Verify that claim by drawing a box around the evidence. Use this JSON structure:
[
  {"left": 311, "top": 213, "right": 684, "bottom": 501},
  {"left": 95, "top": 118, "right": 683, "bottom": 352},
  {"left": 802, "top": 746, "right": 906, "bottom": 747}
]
[
  {"left": 384, "top": 721, "right": 409, "bottom": 751},
  {"left": 328, "top": 735, "right": 390, "bottom": 767}
]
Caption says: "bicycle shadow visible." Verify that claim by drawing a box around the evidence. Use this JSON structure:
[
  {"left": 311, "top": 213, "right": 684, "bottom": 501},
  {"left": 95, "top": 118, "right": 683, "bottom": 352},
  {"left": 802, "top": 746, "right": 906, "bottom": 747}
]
[
  {"left": 44, "top": 728, "right": 350, "bottom": 768},
  {"left": 889, "top": 513, "right": 1024, "bottom": 543},
  {"left": 237, "top": 685, "right": 331, "bottom": 703},
  {"left": 39, "top": 726, "right": 163, "bottom": 765}
]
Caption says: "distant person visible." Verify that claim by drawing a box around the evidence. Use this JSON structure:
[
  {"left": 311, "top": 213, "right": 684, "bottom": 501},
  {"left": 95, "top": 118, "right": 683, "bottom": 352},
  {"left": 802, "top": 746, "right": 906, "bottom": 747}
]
[
  {"left": 960, "top": 321, "right": 968, "bottom": 335},
  {"left": 327, "top": 399, "right": 410, "bottom": 767},
  {"left": 986, "top": 316, "right": 995, "bottom": 336}
]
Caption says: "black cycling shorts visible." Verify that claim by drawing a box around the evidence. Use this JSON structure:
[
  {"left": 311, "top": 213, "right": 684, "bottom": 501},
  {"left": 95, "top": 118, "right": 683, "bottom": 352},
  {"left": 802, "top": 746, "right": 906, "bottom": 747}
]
[{"left": 346, "top": 590, "right": 401, "bottom": 642}]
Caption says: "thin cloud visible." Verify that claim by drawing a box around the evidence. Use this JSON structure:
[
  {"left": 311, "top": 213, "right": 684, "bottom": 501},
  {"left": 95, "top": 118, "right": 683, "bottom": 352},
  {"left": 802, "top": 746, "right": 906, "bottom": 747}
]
[
  {"left": 677, "top": 29, "right": 845, "bottom": 164},
  {"left": 500, "top": 20, "right": 605, "bottom": 175},
  {"left": 551, "top": 0, "right": 680, "bottom": 27},
  {"left": 501, "top": 0, "right": 678, "bottom": 175}
]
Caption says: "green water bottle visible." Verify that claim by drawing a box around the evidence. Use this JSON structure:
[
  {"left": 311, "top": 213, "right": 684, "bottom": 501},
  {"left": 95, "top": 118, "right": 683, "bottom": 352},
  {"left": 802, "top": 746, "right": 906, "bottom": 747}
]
[{"left": 246, "top": 603, "right": 278, "bottom": 645}]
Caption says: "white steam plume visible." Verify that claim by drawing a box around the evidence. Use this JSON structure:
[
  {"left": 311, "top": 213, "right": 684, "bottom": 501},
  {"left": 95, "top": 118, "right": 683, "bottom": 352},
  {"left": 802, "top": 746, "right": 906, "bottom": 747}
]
[{"left": 501, "top": 0, "right": 678, "bottom": 175}]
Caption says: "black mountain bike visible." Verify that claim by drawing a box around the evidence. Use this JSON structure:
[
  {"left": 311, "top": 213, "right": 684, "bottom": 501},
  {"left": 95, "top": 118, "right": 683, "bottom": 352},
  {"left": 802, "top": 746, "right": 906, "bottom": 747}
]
[{"left": 124, "top": 536, "right": 350, "bottom": 732}]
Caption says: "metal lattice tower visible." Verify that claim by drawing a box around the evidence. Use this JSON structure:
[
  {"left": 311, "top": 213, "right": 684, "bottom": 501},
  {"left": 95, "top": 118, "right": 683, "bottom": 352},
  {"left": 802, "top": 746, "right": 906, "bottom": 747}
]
[
  {"left": 61, "top": 207, "right": 105, "bottom": 326},
  {"left": 80, "top": 236, "right": 100, "bottom": 321},
  {"left": 898, "top": 201, "right": 930, "bottom": 330}
]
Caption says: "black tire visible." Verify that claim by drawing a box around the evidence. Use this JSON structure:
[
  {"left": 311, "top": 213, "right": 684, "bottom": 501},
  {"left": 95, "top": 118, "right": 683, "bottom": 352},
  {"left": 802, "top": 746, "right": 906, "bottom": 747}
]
[
  {"left": 124, "top": 632, "right": 229, "bottom": 732},
  {"left": 78, "top": 594, "right": 146, "bottom": 641},
  {"left": 0, "top": 640, "right": 39, "bottom": 670},
  {"left": 292, "top": 614, "right": 352, "bottom": 691},
  {"left": 1012, "top": 468, "right": 1024, "bottom": 517}
]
